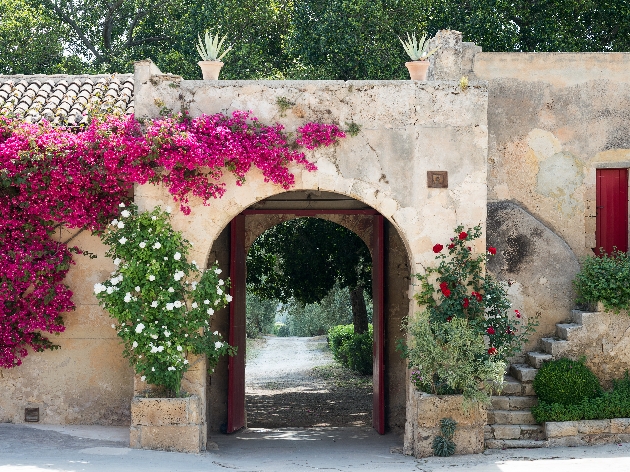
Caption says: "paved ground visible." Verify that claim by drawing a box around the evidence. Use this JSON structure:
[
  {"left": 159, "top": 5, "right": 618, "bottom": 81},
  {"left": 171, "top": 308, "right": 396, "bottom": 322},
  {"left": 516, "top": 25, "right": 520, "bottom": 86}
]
[{"left": 2, "top": 424, "right": 630, "bottom": 472}]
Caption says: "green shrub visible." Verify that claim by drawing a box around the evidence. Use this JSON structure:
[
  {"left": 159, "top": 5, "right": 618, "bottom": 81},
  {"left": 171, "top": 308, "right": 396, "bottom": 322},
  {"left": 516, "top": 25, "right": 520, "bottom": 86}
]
[
  {"left": 531, "top": 372, "right": 630, "bottom": 423},
  {"left": 328, "top": 324, "right": 373, "bottom": 375},
  {"left": 533, "top": 358, "right": 602, "bottom": 406},
  {"left": 274, "top": 322, "right": 290, "bottom": 337},
  {"left": 574, "top": 250, "right": 630, "bottom": 312}
]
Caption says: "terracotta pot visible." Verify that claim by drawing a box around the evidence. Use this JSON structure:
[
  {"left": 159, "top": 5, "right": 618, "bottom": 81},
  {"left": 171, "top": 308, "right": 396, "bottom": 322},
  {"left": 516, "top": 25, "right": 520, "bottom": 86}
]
[
  {"left": 405, "top": 61, "right": 430, "bottom": 81},
  {"left": 198, "top": 61, "right": 224, "bottom": 80}
]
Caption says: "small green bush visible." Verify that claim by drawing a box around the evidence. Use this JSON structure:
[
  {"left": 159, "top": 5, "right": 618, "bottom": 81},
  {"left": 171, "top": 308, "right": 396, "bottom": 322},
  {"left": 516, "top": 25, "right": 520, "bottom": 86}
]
[
  {"left": 533, "top": 358, "right": 602, "bottom": 406},
  {"left": 328, "top": 324, "right": 373, "bottom": 375},
  {"left": 574, "top": 250, "right": 630, "bottom": 312},
  {"left": 531, "top": 372, "right": 630, "bottom": 423}
]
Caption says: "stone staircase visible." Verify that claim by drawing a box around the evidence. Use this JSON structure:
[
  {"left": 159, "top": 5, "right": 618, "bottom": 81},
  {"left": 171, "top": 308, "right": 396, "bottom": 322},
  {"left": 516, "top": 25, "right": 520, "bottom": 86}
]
[{"left": 485, "top": 309, "right": 594, "bottom": 449}]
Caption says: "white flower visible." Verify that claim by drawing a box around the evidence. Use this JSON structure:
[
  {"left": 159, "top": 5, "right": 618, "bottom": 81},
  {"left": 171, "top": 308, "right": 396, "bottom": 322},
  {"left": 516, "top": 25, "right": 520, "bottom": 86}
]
[
  {"left": 183, "top": 359, "right": 189, "bottom": 365},
  {"left": 157, "top": 345, "right": 164, "bottom": 352},
  {"left": 151, "top": 216, "right": 156, "bottom": 220},
  {"left": 150, "top": 346, "right": 158, "bottom": 353},
  {"left": 132, "top": 341, "right": 138, "bottom": 348},
  {"left": 124, "top": 293, "right": 132, "bottom": 303},
  {"left": 111, "top": 219, "right": 118, "bottom": 226},
  {"left": 135, "top": 323, "right": 145, "bottom": 333},
  {"left": 168, "top": 287, "right": 175, "bottom": 293},
  {"left": 214, "top": 268, "right": 222, "bottom": 274},
  {"left": 94, "top": 283, "right": 106, "bottom": 294},
  {"left": 218, "top": 279, "right": 224, "bottom": 286},
  {"left": 174, "top": 271, "right": 185, "bottom": 281},
  {"left": 165, "top": 206, "right": 172, "bottom": 214},
  {"left": 151, "top": 367, "right": 155, "bottom": 372},
  {"left": 148, "top": 275, "right": 155, "bottom": 281},
  {"left": 177, "top": 346, "right": 183, "bottom": 352},
  {"left": 106, "top": 286, "right": 115, "bottom": 294},
  {"left": 135, "top": 286, "right": 141, "bottom": 292},
  {"left": 153, "top": 242, "right": 161, "bottom": 249},
  {"left": 217, "top": 287, "right": 223, "bottom": 295},
  {"left": 164, "top": 257, "right": 168, "bottom": 261},
  {"left": 113, "top": 258, "right": 121, "bottom": 266},
  {"left": 151, "top": 301, "right": 158, "bottom": 308},
  {"left": 173, "top": 252, "right": 181, "bottom": 261},
  {"left": 110, "top": 276, "right": 120, "bottom": 285},
  {"left": 192, "top": 260, "right": 197, "bottom": 266},
  {"left": 207, "top": 308, "right": 214, "bottom": 316},
  {"left": 191, "top": 302, "right": 198, "bottom": 309},
  {"left": 111, "top": 324, "right": 116, "bottom": 329},
  {"left": 117, "top": 221, "right": 125, "bottom": 229},
  {"left": 139, "top": 242, "right": 146, "bottom": 249},
  {"left": 121, "top": 210, "right": 130, "bottom": 218},
  {"left": 150, "top": 334, "right": 158, "bottom": 339},
  {"left": 191, "top": 282, "right": 198, "bottom": 290},
  {"left": 214, "top": 341, "right": 223, "bottom": 349},
  {"left": 119, "top": 237, "right": 127, "bottom": 245},
  {"left": 214, "top": 299, "right": 219, "bottom": 305},
  {"left": 226, "top": 294, "right": 233, "bottom": 303},
  {"left": 173, "top": 301, "right": 182, "bottom": 309},
  {"left": 168, "top": 366, "right": 176, "bottom": 371},
  {"left": 140, "top": 375, "right": 146, "bottom": 381},
  {"left": 164, "top": 330, "right": 171, "bottom": 337},
  {"left": 119, "top": 203, "right": 126, "bottom": 208},
  {"left": 166, "top": 303, "right": 174, "bottom": 311},
  {"left": 204, "top": 299, "right": 210, "bottom": 305},
  {"left": 213, "top": 331, "right": 219, "bottom": 335}
]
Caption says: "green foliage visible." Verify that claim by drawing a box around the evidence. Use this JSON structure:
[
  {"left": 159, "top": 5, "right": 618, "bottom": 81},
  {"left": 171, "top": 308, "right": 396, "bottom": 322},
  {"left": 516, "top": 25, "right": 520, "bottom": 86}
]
[
  {"left": 276, "top": 97, "right": 295, "bottom": 116},
  {"left": 533, "top": 358, "right": 602, "bottom": 406},
  {"left": 246, "top": 293, "right": 277, "bottom": 338},
  {"left": 274, "top": 322, "right": 290, "bottom": 337},
  {"left": 401, "top": 312, "right": 505, "bottom": 402},
  {"left": 94, "top": 203, "right": 235, "bottom": 395},
  {"left": 328, "top": 324, "right": 373, "bottom": 375},
  {"left": 531, "top": 372, "right": 630, "bottom": 423},
  {"left": 573, "top": 250, "right": 630, "bottom": 313},
  {"left": 345, "top": 122, "right": 362, "bottom": 137},
  {"left": 432, "top": 418, "right": 457, "bottom": 457}
]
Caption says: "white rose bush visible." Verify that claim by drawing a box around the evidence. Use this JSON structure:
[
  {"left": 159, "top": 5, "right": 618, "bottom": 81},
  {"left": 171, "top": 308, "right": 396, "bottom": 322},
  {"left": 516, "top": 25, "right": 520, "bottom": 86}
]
[{"left": 94, "top": 203, "right": 234, "bottom": 396}]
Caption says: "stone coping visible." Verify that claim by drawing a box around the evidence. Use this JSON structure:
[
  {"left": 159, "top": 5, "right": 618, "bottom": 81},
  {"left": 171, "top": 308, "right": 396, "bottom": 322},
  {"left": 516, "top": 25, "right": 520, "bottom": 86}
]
[{"left": 545, "top": 418, "right": 630, "bottom": 447}]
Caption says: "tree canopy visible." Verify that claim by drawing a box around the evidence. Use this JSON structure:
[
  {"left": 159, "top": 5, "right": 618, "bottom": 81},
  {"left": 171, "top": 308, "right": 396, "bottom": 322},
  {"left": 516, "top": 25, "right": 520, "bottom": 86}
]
[{"left": 2, "top": 1, "right": 628, "bottom": 79}]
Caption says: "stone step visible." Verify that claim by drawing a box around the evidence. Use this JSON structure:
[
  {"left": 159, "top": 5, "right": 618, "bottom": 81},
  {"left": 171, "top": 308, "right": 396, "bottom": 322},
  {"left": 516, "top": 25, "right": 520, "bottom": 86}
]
[
  {"left": 571, "top": 309, "right": 597, "bottom": 325},
  {"left": 527, "top": 351, "right": 552, "bottom": 369},
  {"left": 488, "top": 424, "right": 545, "bottom": 440},
  {"left": 498, "top": 375, "right": 535, "bottom": 396},
  {"left": 509, "top": 364, "right": 538, "bottom": 383},
  {"left": 485, "top": 439, "right": 548, "bottom": 449},
  {"left": 556, "top": 323, "right": 581, "bottom": 341},
  {"left": 541, "top": 337, "right": 569, "bottom": 356},
  {"left": 491, "top": 395, "right": 538, "bottom": 410},
  {"left": 487, "top": 410, "right": 537, "bottom": 425}
]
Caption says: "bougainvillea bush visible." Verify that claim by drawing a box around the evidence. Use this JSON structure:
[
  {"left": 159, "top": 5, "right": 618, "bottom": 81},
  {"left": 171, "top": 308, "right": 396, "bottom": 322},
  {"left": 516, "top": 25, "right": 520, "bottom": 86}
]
[
  {"left": 94, "top": 203, "right": 234, "bottom": 395},
  {"left": 400, "top": 225, "right": 537, "bottom": 402},
  {"left": 0, "top": 112, "right": 344, "bottom": 368}
]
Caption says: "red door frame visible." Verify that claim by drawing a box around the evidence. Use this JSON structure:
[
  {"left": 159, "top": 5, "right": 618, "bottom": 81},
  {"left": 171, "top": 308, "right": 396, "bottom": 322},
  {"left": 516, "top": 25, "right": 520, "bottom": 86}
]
[
  {"left": 596, "top": 168, "right": 629, "bottom": 254},
  {"left": 227, "top": 209, "right": 386, "bottom": 434}
]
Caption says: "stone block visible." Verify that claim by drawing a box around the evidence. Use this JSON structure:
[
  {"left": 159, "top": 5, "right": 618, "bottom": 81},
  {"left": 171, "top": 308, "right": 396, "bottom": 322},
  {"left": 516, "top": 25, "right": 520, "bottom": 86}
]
[
  {"left": 492, "top": 424, "right": 522, "bottom": 440},
  {"left": 610, "top": 418, "right": 630, "bottom": 434},
  {"left": 491, "top": 410, "right": 536, "bottom": 425},
  {"left": 509, "top": 396, "right": 538, "bottom": 410},
  {"left": 132, "top": 425, "right": 203, "bottom": 453},
  {"left": 522, "top": 383, "right": 536, "bottom": 396},
  {"left": 576, "top": 420, "right": 610, "bottom": 434},
  {"left": 545, "top": 421, "right": 578, "bottom": 438},
  {"left": 131, "top": 396, "right": 201, "bottom": 427},
  {"left": 490, "top": 396, "right": 509, "bottom": 410}
]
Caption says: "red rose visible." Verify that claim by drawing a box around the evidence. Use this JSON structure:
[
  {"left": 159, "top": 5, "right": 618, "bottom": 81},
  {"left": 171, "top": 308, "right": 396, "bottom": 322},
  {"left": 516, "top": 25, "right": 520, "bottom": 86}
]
[
  {"left": 448, "top": 244, "right": 455, "bottom": 250},
  {"left": 467, "top": 246, "right": 471, "bottom": 251},
  {"left": 433, "top": 244, "right": 443, "bottom": 253},
  {"left": 515, "top": 309, "right": 521, "bottom": 318},
  {"left": 488, "top": 247, "right": 497, "bottom": 255},
  {"left": 439, "top": 282, "right": 451, "bottom": 298},
  {"left": 488, "top": 347, "right": 497, "bottom": 355},
  {"left": 462, "top": 298, "right": 469, "bottom": 308},
  {"left": 446, "top": 316, "right": 452, "bottom": 322},
  {"left": 486, "top": 326, "right": 495, "bottom": 335},
  {"left": 458, "top": 231, "right": 467, "bottom": 240},
  {"left": 472, "top": 291, "right": 482, "bottom": 302}
]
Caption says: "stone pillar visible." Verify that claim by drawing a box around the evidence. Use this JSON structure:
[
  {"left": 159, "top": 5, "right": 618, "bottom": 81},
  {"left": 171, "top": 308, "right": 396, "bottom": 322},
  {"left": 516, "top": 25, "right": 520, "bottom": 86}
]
[{"left": 428, "top": 30, "right": 482, "bottom": 81}]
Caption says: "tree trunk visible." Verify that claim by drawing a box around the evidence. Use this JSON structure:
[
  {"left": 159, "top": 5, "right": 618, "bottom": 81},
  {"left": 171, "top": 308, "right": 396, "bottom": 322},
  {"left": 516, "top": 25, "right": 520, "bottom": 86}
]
[{"left": 350, "top": 285, "right": 368, "bottom": 334}]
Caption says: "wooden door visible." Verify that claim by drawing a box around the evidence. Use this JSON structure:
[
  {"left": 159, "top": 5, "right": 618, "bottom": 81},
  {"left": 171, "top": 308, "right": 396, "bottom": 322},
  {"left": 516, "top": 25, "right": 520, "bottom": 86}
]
[
  {"left": 596, "top": 169, "right": 629, "bottom": 254},
  {"left": 227, "top": 214, "right": 246, "bottom": 433},
  {"left": 372, "top": 215, "right": 385, "bottom": 434}
]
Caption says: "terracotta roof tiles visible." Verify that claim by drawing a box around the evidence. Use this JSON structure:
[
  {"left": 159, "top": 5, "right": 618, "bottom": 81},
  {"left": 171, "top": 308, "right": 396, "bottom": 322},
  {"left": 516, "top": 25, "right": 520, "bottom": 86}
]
[{"left": 0, "top": 74, "right": 134, "bottom": 125}]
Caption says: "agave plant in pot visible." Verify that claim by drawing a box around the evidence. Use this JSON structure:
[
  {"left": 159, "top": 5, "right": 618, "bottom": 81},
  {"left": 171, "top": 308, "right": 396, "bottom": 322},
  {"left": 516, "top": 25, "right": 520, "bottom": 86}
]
[
  {"left": 196, "top": 30, "right": 233, "bottom": 80},
  {"left": 399, "top": 33, "right": 438, "bottom": 80}
]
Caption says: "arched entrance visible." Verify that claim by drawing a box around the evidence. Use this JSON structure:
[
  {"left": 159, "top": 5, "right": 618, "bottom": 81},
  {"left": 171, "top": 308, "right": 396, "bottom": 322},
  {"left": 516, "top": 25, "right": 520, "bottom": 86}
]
[{"left": 202, "top": 190, "right": 411, "bottom": 436}]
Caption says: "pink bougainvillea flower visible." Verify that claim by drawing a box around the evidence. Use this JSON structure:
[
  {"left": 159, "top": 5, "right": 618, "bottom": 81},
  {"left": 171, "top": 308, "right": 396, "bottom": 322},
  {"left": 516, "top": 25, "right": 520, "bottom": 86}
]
[
  {"left": 458, "top": 231, "right": 468, "bottom": 240},
  {"left": 433, "top": 244, "right": 443, "bottom": 253}
]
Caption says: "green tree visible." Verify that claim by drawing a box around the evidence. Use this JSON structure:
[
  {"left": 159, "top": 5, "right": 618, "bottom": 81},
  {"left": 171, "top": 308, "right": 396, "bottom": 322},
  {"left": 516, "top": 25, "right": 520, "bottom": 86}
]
[
  {"left": 245, "top": 292, "right": 278, "bottom": 338},
  {"left": 247, "top": 218, "right": 372, "bottom": 334}
]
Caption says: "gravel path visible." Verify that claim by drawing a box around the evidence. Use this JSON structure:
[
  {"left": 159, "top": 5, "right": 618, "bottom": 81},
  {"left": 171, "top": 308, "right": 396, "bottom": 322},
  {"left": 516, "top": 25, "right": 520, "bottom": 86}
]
[{"left": 245, "top": 336, "right": 372, "bottom": 428}]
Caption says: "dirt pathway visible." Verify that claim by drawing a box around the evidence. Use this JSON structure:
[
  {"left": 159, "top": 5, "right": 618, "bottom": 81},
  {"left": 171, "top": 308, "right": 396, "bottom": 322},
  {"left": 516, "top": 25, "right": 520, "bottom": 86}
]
[{"left": 245, "top": 336, "right": 372, "bottom": 428}]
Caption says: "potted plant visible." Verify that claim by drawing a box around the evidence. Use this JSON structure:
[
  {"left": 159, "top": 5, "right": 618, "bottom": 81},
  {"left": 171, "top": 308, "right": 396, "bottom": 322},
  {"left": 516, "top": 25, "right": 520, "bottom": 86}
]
[
  {"left": 399, "top": 33, "right": 438, "bottom": 80},
  {"left": 196, "top": 30, "right": 233, "bottom": 80}
]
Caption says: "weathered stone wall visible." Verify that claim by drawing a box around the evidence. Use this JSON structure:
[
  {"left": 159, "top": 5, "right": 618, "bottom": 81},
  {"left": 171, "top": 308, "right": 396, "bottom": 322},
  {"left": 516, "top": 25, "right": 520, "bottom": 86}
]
[
  {"left": 474, "top": 52, "right": 630, "bottom": 347},
  {"left": 0, "top": 229, "right": 134, "bottom": 425}
]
